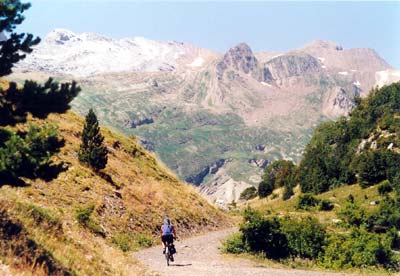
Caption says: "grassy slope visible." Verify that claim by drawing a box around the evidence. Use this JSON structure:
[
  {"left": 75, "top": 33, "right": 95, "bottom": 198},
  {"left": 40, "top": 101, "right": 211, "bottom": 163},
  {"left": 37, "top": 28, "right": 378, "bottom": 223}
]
[
  {"left": 248, "top": 184, "right": 382, "bottom": 224},
  {"left": 0, "top": 111, "right": 229, "bottom": 276}
]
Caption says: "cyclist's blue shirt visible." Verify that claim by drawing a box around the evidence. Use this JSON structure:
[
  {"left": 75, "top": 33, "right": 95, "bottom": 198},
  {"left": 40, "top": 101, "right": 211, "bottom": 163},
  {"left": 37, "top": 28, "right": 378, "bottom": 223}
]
[{"left": 161, "top": 224, "right": 173, "bottom": 235}]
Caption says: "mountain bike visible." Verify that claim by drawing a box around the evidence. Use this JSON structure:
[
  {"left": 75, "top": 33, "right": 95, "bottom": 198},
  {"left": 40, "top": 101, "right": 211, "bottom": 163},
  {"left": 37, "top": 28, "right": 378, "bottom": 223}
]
[{"left": 164, "top": 240, "right": 176, "bottom": 266}]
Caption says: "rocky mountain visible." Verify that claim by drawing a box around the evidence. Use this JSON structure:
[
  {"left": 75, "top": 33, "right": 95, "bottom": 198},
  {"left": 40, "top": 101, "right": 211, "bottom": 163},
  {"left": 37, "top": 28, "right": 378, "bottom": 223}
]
[
  {"left": 17, "top": 29, "right": 216, "bottom": 76},
  {"left": 12, "top": 29, "right": 400, "bottom": 206}
]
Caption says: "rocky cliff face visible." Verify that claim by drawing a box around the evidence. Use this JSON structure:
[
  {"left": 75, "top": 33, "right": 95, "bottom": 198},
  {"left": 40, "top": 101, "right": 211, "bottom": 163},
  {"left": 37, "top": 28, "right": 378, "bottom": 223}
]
[
  {"left": 264, "top": 53, "right": 322, "bottom": 86},
  {"left": 216, "top": 43, "right": 261, "bottom": 80}
]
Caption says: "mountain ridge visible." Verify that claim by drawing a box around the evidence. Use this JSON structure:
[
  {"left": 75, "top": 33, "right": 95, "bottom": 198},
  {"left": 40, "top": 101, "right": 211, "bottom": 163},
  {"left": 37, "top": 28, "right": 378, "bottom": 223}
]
[{"left": 12, "top": 29, "right": 400, "bottom": 206}]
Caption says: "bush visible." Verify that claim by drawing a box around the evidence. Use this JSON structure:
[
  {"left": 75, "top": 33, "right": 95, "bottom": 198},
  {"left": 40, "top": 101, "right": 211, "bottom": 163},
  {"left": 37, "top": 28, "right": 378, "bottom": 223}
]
[
  {"left": 75, "top": 204, "right": 104, "bottom": 236},
  {"left": 338, "top": 201, "right": 366, "bottom": 227},
  {"left": 282, "top": 184, "right": 294, "bottom": 200},
  {"left": 240, "top": 208, "right": 288, "bottom": 259},
  {"left": 259, "top": 160, "right": 297, "bottom": 200},
  {"left": 222, "top": 232, "right": 249, "bottom": 254},
  {"left": 280, "top": 216, "right": 326, "bottom": 259},
  {"left": 378, "top": 180, "right": 393, "bottom": 196},
  {"left": 135, "top": 234, "right": 153, "bottom": 248},
  {"left": 239, "top": 186, "right": 257, "bottom": 200},
  {"left": 318, "top": 199, "right": 334, "bottom": 211},
  {"left": 320, "top": 228, "right": 395, "bottom": 269},
  {"left": 297, "top": 194, "right": 320, "bottom": 210},
  {"left": 112, "top": 233, "right": 153, "bottom": 252},
  {"left": 258, "top": 179, "right": 274, "bottom": 198},
  {"left": 75, "top": 204, "right": 95, "bottom": 225},
  {"left": 112, "top": 233, "right": 134, "bottom": 252},
  {"left": 366, "top": 197, "right": 400, "bottom": 232},
  {"left": 27, "top": 204, "right": 59, "bottom": 227},
  {"left": 0, "top": 124, "right": 63, "bottom": 181}
]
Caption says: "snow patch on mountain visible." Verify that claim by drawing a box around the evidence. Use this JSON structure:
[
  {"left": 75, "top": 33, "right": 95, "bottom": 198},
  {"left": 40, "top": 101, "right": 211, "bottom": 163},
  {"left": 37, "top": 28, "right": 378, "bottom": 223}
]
[
  {"left": 16, "top": 29, "right": 192, "bottom": 76},
  {"left": 187, "top": 56, "right": 205, "bottom": 67},
  {"left": 375, "top": 70, "right": 400, "bottom": 87}
]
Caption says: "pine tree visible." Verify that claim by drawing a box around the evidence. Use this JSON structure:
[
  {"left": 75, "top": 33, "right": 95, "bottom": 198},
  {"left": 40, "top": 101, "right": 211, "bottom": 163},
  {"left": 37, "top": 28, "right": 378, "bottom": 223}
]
[
  {"left": 78, "top": 109, "right": 108, "bottom": 171},
  {"left": 0, "top": 0, "right": 41, "bottom": 77},
  {"left": 0, "top": 1, "right": 80, "bottom": 183}
]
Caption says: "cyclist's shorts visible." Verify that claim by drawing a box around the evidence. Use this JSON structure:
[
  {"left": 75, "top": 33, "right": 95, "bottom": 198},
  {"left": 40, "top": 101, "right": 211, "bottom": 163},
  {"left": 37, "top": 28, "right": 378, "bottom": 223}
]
[{"left": 162, "top": 234, "right": 173, "bottom": 244}]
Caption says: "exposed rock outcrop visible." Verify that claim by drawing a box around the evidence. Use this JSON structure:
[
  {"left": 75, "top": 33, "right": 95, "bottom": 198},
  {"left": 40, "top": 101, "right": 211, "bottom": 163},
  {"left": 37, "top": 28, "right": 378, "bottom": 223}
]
[
  {"left": 264, "top": 53, "right": 321, "bottom": 85},
  {"left": 324, "top": 85, "right": 360, "bottom": 117},
  {"left": 185, "top": 159, "right": 227, "bottom": 185},
  {"left": 248, "top": 159, "right": 269, "bottom": 169},
  {"left": 129, "top": 117, "right": 154, "bottom": 128},
  {"left": 217, "top": 43, "right": 260, "bottom": 80}
]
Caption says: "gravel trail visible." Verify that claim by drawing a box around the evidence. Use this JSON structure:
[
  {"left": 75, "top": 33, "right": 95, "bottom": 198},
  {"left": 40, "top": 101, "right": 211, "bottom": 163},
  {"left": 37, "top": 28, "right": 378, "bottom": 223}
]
[{"left": 134, "top": 228, "right": 353, "bottom": 276}]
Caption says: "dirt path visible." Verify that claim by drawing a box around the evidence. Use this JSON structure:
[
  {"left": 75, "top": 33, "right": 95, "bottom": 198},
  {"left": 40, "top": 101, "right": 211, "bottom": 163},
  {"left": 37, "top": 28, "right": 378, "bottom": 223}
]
[{"left": 134, "top": 228, "right": 352, "bottom": 276}]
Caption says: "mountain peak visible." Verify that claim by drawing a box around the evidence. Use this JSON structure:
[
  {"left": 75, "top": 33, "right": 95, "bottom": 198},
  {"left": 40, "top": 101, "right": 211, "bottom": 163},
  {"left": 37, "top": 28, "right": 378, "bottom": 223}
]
[
  {"left": 45, "top": 28, "right": 78, "bottom": 44},
  {"left": 305, "top": 40, "right": 343, "bottom": 50},
  {"left": 216, "top": 42, "right": 259, "bottom": 79}
]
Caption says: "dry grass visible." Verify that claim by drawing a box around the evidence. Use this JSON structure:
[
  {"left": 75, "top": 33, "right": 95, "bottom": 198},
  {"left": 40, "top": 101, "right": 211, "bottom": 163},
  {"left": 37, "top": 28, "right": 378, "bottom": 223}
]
[{"left": 0, "top": 111, "right": 229, "bottom": 275}]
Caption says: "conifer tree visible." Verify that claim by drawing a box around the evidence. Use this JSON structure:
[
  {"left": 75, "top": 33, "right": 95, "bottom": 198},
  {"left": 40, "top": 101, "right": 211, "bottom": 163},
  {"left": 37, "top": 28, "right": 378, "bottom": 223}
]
[
  {"left": 0, "top": 0, "right": 80, "bottom": 183},
  {"left": 0, "top": 0, "right": 40, "bottom": 76},
  {"left": 78, "top": 109, "right": 108, "bottom": 171}
]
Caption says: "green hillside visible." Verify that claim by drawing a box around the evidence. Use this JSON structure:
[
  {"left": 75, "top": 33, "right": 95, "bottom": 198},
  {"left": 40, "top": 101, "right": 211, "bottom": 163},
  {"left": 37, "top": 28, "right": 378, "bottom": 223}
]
[{"left": 226, "top": 82, "right": 400, "bottom": 273}]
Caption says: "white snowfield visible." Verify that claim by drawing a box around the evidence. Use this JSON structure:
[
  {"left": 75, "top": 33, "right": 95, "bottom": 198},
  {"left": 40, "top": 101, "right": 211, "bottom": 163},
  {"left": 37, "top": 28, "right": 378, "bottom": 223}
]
[
  {"left": 187, "top": 56, "right": 205, "bottom": 67},
  {"left": 16, "top": 29, "right": 197, "bottom": 77},
  {"left": 375, "top": 69, "right": 400, "bottom": 87},
  {"left": 338, "top": 71, "right": 348, "bottom": 76}
]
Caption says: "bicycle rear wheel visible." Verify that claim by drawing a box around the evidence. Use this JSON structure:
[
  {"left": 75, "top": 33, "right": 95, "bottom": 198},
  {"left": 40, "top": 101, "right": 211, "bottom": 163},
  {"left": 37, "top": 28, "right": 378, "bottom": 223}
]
[{"left": 165, "top": 248, "right": 170, "bottom": 266}]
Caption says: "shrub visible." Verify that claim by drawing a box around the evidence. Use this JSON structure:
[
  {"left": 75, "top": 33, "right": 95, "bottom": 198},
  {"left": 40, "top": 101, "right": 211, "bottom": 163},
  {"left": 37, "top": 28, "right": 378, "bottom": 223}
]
[
  {"left": 366, "top": 197, "right": 400, "bottom": 232},
  {"left": 280, "top": 216, "right": 326, "bottom": 259},
  {"left": 297, "top": 194, "right": 320, "bottom": 210},
  {"left": 282, "top": 184, "right": 294, "bottom": 200},
  {"left": 27, "top": 204, "right": 59, "bottom": 227},
  {"left": 240, "top": 208, "right": 288, "bottom": 259},
  {"left": 75, "top": 204, "right": 95, "bottom": 225},
  {"left": 135, "top": 234, "right": 153, "bottom": 248},
  {"left": 320, "top": 228, "right": 395, "bottom": 269},
  {"left": 318, "top": 199, "right": 334, "bottom": 211},
  {"left": 258, "top": 179, "right": 274, "bottom": 198},
  {"left": 222, "top": 232, "right": 249, "bottom": 254},
  {"left": 338, "top": 201, "right": 366, "bottom": 227},
  {"left": 239, "top": 186, "right": 257, "bottom": 200},
  {"left": 112, "top": 233, "right": 134, "bottom": 252},
  {"left": 75, "top": 204, "right": 104, "bottom": 236},
  {"left": 378, "top": 180, "right": 393, "bottom": 196},
  {"left": 260, "top": 160, "right": 297, "bottom": 200}
]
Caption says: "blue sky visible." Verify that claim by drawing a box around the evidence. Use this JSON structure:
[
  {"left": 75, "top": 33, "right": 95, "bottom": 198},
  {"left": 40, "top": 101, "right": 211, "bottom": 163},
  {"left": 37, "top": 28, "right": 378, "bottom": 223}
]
[{"left": 19, "top": 1, "right": 400, "bottom": 68}]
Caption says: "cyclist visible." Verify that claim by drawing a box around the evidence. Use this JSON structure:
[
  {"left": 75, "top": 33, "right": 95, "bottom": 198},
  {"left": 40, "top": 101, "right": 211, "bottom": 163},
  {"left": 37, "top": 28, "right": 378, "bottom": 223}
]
[{"left": 160, "top": 217, "right": 177, "bottom": 259}]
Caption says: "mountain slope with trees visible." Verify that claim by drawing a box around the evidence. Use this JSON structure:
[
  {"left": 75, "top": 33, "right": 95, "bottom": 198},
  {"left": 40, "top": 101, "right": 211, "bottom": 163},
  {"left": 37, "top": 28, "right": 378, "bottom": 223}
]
[
  {"left": 229, "top": 82, "right": 400, "bottom": 273},
  {"left": 298, "top": 82, "right": 400, "bottom": 194}
]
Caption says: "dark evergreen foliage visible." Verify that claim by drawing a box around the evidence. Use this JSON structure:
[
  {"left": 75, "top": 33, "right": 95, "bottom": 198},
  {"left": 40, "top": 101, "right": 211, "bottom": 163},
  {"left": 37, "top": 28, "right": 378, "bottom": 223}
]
[
  {"left": 0, "top": 0, "right": 40, "bottom": 77},
  {"left": 258, "top": 160, "right": 297, "bottom": 199},
  {"left": 299, "top": 82, "right": 400, "bottom": 194},
  {"left": 0, "top": 1, "right": 79, "bottom": 184},
  {"left": 239, "top": 186, "right": 257, "bottom": 200},
  {"left": 0, "top": 79, "right": 81, "bottom": 126},
  {"left": 78, "top": 109, "right": 108, "bottom": 171}
]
